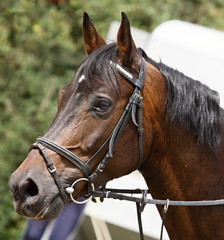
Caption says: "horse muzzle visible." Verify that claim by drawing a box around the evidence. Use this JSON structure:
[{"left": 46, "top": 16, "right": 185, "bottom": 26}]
[{"left": 9, "top": 166, "right": 64, "bottom": 220}]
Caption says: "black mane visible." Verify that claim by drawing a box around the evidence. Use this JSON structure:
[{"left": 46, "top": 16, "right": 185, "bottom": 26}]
[
  {"left": 81, "top": 43, "right": 221, "bottom": 149},
  {"left": 143, "top": 51, "right": 221, "bottom": 149}
]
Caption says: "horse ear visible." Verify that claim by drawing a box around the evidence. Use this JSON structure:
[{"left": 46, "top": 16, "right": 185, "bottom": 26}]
[
  {"left": 117, "top": 12, "right": 140, "bottom": 66},
  {"left": 83, "top": 12, "right": 106, "bottom": 55}
]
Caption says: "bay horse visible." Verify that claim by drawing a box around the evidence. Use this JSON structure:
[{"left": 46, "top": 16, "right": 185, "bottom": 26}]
[{"left": 10, "top": 12, "right": 224, "bottom": 240}]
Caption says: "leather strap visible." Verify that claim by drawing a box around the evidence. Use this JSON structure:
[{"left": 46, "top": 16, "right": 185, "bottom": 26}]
[
  {"left": 30, "top": 143, "right": 68, "bottom": 203},
  {"left": 115, "top": 59, "right": 146, "bottom": 90},
  {"left": 36, "top": 137, "right": 91, "bottom": 177}
]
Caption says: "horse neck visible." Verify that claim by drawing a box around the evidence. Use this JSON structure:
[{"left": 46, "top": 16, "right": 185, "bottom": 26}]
[
  {"left": 142, "top": 118, "right": 224, "bottom": 238},
  {"left": 141, "top": 66, "right": 224, "bottom": 239},
  {"left": 141, "top": 64, "right": 223, "bottom": 200}
]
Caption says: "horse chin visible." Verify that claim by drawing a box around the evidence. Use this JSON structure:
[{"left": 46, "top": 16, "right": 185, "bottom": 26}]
[
  {"left": 34, "top": 195, "right": 64, "bottom": 220},
  {"left": 14, "top": 193, "right": 65, "bottom": 220}
]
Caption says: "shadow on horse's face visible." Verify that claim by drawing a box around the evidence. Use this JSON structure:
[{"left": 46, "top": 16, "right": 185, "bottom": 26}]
[{"left": 9, "top": 13, "right": 145, "bottom": 219}]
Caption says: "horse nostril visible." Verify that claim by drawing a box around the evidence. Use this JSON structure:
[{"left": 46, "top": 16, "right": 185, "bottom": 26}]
[{"left": 23, "top": 179, "right": 39, "bottom": 197}]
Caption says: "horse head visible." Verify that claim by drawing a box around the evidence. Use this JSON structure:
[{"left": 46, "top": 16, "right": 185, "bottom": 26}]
[{"left": 9, "top": 13, "right": 165, "bottom": 220}]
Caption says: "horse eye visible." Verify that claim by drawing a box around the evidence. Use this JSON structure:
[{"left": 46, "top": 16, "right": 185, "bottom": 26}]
[{"left": 93, "top": 98, "right": 111, "bottom": 112}]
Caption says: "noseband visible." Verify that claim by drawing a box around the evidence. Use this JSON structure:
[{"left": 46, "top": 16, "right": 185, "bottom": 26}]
[{"left": 30, "top": 49, "right": 146, "bottom": 204}]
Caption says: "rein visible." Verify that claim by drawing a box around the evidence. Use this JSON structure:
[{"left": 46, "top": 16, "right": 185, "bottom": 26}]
[
  {"left": 91, "top": 188, "right": 224, "bottom": 207},
  {"left": 91, "top": 188, "right": 224, "bottom": 240}
]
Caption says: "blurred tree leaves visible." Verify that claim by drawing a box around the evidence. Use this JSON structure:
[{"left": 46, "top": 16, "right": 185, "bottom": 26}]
[
  {"left": 0, "top": 1, "right": 83, "bottom": 239},
  {"left": 1, "top": 0, "right": 224, "bottom": 239}
]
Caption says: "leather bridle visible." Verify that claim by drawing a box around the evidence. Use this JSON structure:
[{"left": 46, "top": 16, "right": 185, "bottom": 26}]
[{"left": 30, "top": 50, "right": 146, "bottom": 204}]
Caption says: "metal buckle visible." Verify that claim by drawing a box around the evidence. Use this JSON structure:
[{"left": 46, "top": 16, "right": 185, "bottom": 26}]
[
  {"left": 98, "top": 163, "right": 104, "bottom": 172},
  {"left": 48, "top": 166, "right": 56, "bottom": 173}
]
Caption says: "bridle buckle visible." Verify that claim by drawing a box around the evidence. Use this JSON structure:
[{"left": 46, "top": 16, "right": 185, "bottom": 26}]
[
  {"left": 48, "top": 166, "right": 56, "bottom": 173},
  {"left": 98, "top": 163, "right": 105, "bottom": 172}
]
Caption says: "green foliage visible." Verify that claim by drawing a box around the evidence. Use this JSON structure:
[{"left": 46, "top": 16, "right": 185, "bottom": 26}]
[{"left": 1, "top": 0, "right": 224, "bottom": 239}]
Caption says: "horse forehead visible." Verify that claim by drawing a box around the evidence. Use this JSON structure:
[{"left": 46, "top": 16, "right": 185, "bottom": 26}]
[
  {"left": 67, "top": 76, "right": 90, "bottom": 99},
  {"left": 74, "top": 71, "right": 117, "bottom": 95},
  {"left": 73, "top": 74, "right": 89, "bottom": 91},
  {"left": 74, "top": 73, "right": 97, "bottom": 91},
  {"left": 77, "top": 74, "right": 85, "bottom": 84}
]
